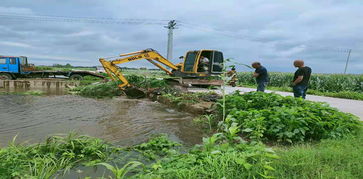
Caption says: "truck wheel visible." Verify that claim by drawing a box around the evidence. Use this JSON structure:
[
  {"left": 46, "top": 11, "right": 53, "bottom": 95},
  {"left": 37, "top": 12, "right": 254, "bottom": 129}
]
[
  {"left": 0, "top": 73, "right": 12, "bottom": 80},
  {"left": 69, "top": 74, "right": 83, "bottom": 80}
]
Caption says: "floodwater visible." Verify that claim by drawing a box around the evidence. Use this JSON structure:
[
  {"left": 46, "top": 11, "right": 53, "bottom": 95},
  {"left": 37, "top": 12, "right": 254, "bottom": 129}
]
[
  {"left": 0, "top": 87, "right": 69, "bottom": 95},
  {"left": 0, "top": 95, "right": 203, "bottom": 147}
]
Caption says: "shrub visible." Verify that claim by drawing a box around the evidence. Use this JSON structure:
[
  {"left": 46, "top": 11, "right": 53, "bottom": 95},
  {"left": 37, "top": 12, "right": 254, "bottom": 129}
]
[
  {"left": 126, "top": 75, "right": 168, "bottom": 88},
  {"left": 78, "top": 81, "right": 122, "bottom": 98},
  {"left": 219, "top": 92, "right": 362, "bottom": 143},
  {"left": 129, "top": 134, "right": 181, "bottom": 160},
  {"left": 79, "top": 75, "right": 103, "bottom": 86},
  {"left": 162, "top": 91, "right": 220, "bottom": 105},
  {"left": 136, "top": 134, "right": 278, "bottom": 179}
]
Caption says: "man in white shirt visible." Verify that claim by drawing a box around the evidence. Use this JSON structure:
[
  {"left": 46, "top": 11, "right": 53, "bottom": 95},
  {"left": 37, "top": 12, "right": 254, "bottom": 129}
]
[{"left": 198, "top": 56, "right": 209, "bottom": 72}]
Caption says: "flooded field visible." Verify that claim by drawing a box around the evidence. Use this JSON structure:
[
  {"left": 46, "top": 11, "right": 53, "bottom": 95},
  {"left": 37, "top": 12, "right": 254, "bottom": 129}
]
[{"left": 0, "top": 94, "right": 202, "bottom": 147}]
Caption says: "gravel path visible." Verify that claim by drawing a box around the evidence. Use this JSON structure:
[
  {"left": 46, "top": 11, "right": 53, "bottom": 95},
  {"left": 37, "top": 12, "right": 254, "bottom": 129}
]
[{"left": 188, "top": 86, "right": 363, "bottom": 121}]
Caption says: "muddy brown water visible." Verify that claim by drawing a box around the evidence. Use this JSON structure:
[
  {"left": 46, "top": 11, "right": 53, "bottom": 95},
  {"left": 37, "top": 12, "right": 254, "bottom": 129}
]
[{"left": 0, "top": 95, "right": 203, "bottom": 147}]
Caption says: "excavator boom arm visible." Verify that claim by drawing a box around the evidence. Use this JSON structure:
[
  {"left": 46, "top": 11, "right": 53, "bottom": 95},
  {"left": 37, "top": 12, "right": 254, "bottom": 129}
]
[{"left": 99, "top": 49, "right": 178, "bottom": 88}]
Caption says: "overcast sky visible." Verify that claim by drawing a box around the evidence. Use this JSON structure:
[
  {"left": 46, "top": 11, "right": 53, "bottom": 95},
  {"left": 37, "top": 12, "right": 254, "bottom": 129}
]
[{"left": 0, "top": 0, "right": 362, "bottom": 73}]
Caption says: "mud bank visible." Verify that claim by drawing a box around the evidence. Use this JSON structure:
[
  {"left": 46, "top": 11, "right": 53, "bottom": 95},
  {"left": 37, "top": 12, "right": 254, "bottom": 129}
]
[{"left": 156, "top": 95, "right": 214, "bottom": 115}]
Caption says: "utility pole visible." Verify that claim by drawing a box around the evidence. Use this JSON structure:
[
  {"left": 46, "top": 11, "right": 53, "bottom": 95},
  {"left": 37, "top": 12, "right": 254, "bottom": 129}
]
[
  {"left": 164, "top": 20, "right": 177, "bottom": 60},
  {"left": 344, "top": 49, "right": 352, "bottom": 74}
]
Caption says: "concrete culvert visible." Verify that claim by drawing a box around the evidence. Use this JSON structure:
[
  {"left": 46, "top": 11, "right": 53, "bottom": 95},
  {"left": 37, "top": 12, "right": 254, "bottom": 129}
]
[{"left": 0, "top": 73, "right": 13, "bottom": 80}]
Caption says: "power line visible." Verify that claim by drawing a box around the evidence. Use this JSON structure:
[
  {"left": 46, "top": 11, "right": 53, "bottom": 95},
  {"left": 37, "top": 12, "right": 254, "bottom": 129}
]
[{"left": 0, "top": 13, "right": 171, "bottom": 25}]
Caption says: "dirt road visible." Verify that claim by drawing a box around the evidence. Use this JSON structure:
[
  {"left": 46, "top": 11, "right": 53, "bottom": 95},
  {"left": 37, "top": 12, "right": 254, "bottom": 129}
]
[{"left": 189, "top": 86, "right": 363, "bottom": 121}]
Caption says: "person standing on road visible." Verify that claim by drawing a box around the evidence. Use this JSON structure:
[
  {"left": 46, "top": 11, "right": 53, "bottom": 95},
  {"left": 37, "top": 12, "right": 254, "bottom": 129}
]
[
  {"left": 252, "top": 62, "right": 269, "bottom": 92},
  {"left": 292, "top": 60, "right": 312, "bottom": 99}
]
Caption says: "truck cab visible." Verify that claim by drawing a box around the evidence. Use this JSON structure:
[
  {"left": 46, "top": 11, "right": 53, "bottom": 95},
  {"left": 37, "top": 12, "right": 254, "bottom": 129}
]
[{"left": 0, "top": 56, "right": 33, "bottom": 79}]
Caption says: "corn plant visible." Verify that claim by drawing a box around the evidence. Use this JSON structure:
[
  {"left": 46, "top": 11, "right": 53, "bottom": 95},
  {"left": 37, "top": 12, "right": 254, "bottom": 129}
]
[
  {"left": 97, "top": 161, "right": 143, "bottom": 179},
  {"left": 237, "top": 72, "right": 363, "bottom": 93}
]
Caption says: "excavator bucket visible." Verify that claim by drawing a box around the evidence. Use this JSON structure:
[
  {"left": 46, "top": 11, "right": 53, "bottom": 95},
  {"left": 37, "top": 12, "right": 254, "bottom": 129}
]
[{"left": 123, "top": 86, "right": 146, "bottom": 99}]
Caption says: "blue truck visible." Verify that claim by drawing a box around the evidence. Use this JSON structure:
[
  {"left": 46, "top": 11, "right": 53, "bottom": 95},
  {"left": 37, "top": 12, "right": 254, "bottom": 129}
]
[{"left": 0, "top": 56, "right": 104, "bottom": 80}]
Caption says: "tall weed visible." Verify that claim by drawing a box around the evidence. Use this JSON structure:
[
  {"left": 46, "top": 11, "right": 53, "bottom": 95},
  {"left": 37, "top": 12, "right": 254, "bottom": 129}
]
[{"left": 0, "top": 133, "right": 116, "bottom": 178}]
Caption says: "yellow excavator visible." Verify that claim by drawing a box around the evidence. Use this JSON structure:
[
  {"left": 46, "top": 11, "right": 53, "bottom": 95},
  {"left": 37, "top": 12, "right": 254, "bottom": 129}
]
[{"left": 99, "top": 48, "right": 224, "bottom": 91}]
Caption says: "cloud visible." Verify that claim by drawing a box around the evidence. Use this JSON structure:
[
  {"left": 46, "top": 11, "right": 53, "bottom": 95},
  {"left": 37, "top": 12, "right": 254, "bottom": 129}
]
[
  {"left": 0, "top": 0, "right": 361, "bottom": 73},
  {"left": 0, "top": 6, "right": 33, "bottom": 14},
  {"left": 0, "top": 41, "right": 32, "bottom": 48}
]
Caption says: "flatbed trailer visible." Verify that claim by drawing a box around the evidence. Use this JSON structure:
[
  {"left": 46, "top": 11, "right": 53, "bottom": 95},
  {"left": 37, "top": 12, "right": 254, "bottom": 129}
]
[
  {"left": 18, "top": 70, "right": 105, "bottom": 80},
  {"left": 0, "top": 56, "right": 105, "bottom": 80}
]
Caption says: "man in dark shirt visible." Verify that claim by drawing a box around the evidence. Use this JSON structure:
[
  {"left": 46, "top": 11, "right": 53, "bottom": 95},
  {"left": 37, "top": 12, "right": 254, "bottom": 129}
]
[
  {"left": 292, "top": 60, "right": 312, "bottom": 99},
  {"left": 252, "top": 62, "right": 269, "bottom": 92}
]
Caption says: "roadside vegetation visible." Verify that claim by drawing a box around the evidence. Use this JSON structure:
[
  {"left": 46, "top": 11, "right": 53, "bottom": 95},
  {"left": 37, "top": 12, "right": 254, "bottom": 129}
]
[
  {"left": 219, "top": 92, "right": 361, "bottom": 143},
  {"left": 238, "top": 72, "right": 363, "bottom": 100},
  {"left": 272, "top": 128, "right": 363, "bottom": 179}
]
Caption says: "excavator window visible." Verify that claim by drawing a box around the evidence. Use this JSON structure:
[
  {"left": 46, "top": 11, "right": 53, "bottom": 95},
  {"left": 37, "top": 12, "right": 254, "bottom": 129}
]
[
  {"left": 198, "top": 51, "right": 213, "bottom": 73},
  {"left": 184, "top": 51, "right": 198, "bottom": 72},
  {"left": 211, "top": 51, "right": 223, "bottom": 73}
]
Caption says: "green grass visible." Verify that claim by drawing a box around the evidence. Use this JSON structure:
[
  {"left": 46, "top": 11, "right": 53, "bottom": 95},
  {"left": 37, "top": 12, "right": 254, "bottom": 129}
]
[
  {"left": 79, "top": 75, "right": 104, "bottom": 86},
  {"left": 0, "top": 133, "right": 117, "bottom": 178},
  {"left": 132, "top": 134, "right": 277, "bottom": 179},
  {"left": 1, "top": 131, "right": 362, "bottom": 178},
  {"left": 272, "top": 128, "right": 363, "bottom": 179},
  {"left": 307, "top": 90, "right": 363, "bottom": 100},
  {"left": 241, "top": 84, "right": 363, "bottom": 100},
  {"left": 77, "top": 81, "right": 122, "bottom": 98}
]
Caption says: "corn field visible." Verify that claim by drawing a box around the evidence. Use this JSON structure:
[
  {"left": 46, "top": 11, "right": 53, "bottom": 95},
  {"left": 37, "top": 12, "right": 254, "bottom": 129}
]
[{"left": 237, "top": 72, "right": 363, "bottom": 93}]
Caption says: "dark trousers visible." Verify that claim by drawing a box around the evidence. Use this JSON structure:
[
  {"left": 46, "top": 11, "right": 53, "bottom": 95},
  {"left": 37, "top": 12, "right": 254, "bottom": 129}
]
[
  {"left": 293, "top": 85, "right": 308, "bottom": 99},
  {"left": 257, "top": 82, "right": 267, "bottom": 92}
]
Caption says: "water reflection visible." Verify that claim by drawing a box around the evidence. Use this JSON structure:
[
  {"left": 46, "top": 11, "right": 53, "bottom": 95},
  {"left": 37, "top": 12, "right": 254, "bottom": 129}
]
[{"left": 0, "top": 95, "right": 202, "bottom": 147}]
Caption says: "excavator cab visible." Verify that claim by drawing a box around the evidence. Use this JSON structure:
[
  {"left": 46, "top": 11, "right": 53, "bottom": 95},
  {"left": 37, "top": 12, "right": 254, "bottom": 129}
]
[{"left": 181, "top": 50, "right": 224, "bottom": 76}]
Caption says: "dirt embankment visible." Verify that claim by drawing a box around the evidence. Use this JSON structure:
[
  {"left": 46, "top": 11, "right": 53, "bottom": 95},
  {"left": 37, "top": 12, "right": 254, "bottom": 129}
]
[{"left": 156, "top": 95, "right": 214, "bottom": 115}]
